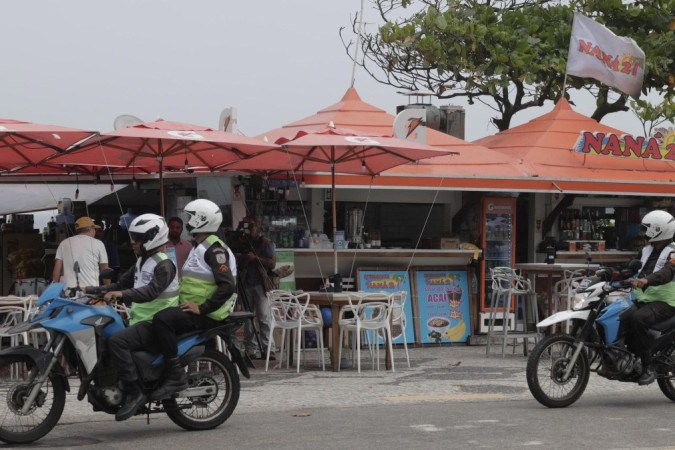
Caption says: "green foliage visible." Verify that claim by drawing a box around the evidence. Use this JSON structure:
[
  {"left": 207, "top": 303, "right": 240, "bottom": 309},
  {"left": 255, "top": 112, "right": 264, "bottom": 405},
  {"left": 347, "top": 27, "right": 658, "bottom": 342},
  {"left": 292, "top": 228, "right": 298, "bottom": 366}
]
[{"left": 343, "top": 0, "right": 674, "bottom": 131}]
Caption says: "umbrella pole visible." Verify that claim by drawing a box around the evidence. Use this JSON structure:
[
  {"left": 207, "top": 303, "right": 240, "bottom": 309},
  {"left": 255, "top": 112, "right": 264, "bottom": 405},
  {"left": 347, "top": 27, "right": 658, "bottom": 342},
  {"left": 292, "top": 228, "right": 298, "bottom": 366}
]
[
  {"left": 332, "top": 166, "right": 338, "bottom": 276},
  {"left": 159, "top": 157, "right": 165, "bottom": 217}
]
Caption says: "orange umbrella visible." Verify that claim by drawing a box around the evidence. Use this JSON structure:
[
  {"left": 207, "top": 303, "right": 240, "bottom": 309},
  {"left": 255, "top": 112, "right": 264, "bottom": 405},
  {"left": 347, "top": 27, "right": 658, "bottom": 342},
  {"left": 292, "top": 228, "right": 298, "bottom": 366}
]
[
  {"left": 226, "top": 125, "right": 457, "bottom": 274},
  {"left": 48, "top": 119, "right": 279, "bottom": 214}
]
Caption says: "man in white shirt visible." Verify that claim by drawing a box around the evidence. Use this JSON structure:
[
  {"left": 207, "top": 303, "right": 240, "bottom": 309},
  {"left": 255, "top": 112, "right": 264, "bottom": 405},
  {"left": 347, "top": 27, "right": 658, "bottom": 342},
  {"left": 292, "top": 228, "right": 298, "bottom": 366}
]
[{"left": 52, "top": 216, "right": 109, "bottom": 289}]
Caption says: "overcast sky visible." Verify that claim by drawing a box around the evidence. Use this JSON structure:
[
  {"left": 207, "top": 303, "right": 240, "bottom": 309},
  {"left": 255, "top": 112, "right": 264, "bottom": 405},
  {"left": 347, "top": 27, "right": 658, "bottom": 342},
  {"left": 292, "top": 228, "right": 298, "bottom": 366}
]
[{"left": 3, "top": 1, "right": 652, "bottom": 142}]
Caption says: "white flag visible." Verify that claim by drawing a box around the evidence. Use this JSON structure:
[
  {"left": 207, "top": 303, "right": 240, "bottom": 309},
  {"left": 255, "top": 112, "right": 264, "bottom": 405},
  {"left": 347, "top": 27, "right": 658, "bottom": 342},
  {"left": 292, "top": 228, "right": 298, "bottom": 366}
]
[{"left": 566, "top": 12, "right": 645, "bottom": 98}]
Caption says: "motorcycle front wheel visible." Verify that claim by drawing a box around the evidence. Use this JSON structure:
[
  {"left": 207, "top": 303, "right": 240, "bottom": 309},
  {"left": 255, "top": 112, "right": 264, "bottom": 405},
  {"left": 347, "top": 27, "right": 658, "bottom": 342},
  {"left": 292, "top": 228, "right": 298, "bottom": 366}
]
[
  {"left": 0, "top": 355, "right": 66, "bottom": 444},
  {"left": 526, "top": 334, "right": 590, "bottom": 408},
  {"left": 165, "top": 348, "right": 240, "bottom": 430}
]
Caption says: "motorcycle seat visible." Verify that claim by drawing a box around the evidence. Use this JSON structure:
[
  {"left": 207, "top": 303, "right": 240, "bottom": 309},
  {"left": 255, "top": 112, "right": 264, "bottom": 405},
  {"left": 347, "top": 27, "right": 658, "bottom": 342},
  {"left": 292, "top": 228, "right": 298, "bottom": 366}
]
[{"left": 651, "top": 315, "right": 675, "bottom": 332}]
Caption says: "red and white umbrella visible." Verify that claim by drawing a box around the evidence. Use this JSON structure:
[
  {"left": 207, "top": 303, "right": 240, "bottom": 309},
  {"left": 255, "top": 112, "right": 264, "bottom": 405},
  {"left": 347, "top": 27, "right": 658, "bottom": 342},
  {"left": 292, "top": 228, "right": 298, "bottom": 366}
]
[
  {"left": 226, "top": 125, "right": 458, "bottom": 274},
  {"left": 48, "top": 119, "right": 279, "bottom": 214},
  {"left": 0, "top": 118, "right": 97, "bottom": 173}
]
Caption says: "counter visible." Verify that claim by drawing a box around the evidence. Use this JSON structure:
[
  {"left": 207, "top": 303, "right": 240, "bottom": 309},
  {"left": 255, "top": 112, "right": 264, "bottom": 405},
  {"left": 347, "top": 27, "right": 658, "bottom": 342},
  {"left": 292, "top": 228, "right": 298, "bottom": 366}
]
[
  {"left": 293, "top": 248, "right": 477, "bottom": 283},
  {"left": 555, "top": 250, "right": 637, "bottom": 265}
]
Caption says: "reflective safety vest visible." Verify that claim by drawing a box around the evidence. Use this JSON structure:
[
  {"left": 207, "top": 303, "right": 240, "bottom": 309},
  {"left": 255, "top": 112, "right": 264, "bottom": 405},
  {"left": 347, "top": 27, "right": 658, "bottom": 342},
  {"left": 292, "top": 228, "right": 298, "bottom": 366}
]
[
  {"left": 180, "top": 235, "right": 236, "bottom": 321},
  {"left": 635, "top": 243, "right": 675, "bottom": 307},
  {"left": 129, "top": 252, "right": 180, "bottom": 325}
]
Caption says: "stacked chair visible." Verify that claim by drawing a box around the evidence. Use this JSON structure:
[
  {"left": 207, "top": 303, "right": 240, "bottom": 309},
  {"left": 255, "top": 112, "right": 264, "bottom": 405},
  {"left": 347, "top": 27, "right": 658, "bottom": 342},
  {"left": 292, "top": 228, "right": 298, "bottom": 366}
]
[
  {"left": 265, "top": 290, "right": 325, "bottom": 373},
  {"left": 485, "top": 267, "right": 541, "bottom": 357},
  {"left": 337, "top": 292, "right": 395, "bottom": 373}
]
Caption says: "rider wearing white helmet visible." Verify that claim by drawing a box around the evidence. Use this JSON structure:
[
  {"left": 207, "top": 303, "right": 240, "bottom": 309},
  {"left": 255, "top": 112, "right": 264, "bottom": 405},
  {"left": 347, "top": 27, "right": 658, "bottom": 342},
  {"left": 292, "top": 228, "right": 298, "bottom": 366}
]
[
  {"left": 150, "top": 199, "right": 237, "bottom": 401},
  {"left": 88, "top": 213, "right": 180, "bottom": 421},
  {"left": 626, "top": 210, "right": 675, "bottom": 385}
]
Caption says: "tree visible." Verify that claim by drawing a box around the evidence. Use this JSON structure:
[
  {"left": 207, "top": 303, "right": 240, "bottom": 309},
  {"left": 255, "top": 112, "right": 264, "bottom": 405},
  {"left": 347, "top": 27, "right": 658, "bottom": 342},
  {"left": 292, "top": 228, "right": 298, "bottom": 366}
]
[{"left": 342, "top": 0, "right": 674, "bottom": 132}]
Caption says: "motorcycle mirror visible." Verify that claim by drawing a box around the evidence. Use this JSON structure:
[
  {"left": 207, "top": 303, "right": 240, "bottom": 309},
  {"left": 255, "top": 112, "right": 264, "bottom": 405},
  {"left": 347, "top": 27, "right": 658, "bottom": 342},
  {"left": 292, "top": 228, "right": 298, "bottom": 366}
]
[
  {"left": 99, "top": 268, "right": 115, "bottom": 285},
  {"left": 595, "top": 268, "right": 613, "bottom": 281},
  {"left": 627, "top": 259, "right": 643, "bottom": 273},
  {"left": 73, "top": 261, "right": 80, "bottom": 274}
]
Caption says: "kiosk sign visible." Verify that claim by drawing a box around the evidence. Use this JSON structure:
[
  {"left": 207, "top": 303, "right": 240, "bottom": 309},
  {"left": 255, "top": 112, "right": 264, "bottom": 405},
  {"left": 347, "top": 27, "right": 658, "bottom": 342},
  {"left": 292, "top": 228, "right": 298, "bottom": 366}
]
[{"left": 573, "top": 130, "right": 675, "bottom": 161}]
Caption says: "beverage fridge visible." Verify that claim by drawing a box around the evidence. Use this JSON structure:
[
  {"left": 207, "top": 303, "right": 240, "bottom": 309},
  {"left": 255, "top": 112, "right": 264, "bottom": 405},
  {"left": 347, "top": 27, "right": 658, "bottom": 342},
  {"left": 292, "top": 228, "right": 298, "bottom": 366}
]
[{"left": 478, "top": 196, "right": 517, "bottom": 331}]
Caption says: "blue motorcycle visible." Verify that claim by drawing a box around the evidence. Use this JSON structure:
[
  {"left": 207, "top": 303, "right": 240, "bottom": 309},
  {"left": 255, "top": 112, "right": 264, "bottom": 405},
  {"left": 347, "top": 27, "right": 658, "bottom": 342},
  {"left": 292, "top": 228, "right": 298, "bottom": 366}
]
[
  {"left": 527, "top": 260, "right": 675, "bottom": 407},
  {"left": 0, "top": 282, "right": 252, "bottom": 444}
]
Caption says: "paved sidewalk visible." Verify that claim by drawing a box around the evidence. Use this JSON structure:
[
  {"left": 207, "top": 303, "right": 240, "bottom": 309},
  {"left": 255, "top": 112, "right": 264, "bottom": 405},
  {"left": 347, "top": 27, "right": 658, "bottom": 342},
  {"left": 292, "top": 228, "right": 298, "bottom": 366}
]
[{"left": 57, "top": 342, "right": 655, "bottom": 424}]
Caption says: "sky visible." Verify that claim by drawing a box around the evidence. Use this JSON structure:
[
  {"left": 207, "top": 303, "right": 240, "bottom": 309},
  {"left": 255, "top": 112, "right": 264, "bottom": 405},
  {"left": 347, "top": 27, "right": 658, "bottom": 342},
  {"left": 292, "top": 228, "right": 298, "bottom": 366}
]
[{"left": 2, "top": 0, "right": 654, "bottom": 143}]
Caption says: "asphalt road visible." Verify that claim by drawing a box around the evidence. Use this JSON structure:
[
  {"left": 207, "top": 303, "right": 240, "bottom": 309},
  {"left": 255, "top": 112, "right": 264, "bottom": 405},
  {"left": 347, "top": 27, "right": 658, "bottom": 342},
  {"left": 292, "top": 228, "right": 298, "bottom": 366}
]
[
  {"left": 6, "top": 388, "right": 675, "bottom": 450},
  {"left": 3, "top": 344, "right": 675, "bottom": 449}
]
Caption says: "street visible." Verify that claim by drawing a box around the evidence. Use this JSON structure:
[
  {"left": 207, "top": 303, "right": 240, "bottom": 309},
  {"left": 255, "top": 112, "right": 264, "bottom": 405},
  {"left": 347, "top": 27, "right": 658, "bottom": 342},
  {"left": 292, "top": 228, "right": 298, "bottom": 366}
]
[{"left": 3, "top": 344, "right": 675, "bottom": 449}]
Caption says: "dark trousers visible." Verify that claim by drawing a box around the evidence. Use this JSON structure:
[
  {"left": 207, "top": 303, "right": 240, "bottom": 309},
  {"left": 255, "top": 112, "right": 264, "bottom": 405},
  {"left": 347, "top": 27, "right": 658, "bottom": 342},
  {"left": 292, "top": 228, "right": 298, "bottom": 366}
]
[
  {"left": 152, "top": 307, "right": 217, "bottom": 358},
  {"left": 623, "top": 301, "right": 675, "bottom": 365},
  {"left": 108, "top": 322, "right": 157, "bottom": 383}
]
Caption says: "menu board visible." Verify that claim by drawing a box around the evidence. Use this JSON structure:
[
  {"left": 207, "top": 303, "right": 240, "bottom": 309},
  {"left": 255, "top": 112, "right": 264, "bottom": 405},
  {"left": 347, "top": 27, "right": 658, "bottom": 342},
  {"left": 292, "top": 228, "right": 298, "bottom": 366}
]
[
  {"left": 274, "top": 250, "right": 296, "bottom": 291},
  {"left": 356, "top": 269, "right": 416, "bottom": 344},
  {"left": 414, "top": 269, "right": 471, "bottom": 344}
]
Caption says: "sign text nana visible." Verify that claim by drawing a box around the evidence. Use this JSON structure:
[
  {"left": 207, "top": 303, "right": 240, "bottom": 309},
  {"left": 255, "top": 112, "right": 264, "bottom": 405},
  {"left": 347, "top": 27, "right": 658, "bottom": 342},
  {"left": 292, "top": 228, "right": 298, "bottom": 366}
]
[{"left": 573, "top": 131, "right": 675, "bottom": 161}]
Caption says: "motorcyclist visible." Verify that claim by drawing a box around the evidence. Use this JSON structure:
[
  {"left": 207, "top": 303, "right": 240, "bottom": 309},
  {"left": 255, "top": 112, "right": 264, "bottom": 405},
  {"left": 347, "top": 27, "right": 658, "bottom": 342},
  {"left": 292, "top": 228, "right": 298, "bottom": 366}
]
[
  {"left": 149, "top": 199, "right": 237, "bottom": 401},
  {"left": 625, "top": 209, "right": 675, "bottom": 385},
  {"left": 86, "top": 213, "right": 179, "bottom": 421}
]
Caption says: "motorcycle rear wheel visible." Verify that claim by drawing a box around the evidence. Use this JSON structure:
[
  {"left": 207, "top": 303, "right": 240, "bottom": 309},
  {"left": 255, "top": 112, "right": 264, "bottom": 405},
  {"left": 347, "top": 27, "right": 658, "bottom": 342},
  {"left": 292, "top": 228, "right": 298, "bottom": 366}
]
[
  {"left": 657, "top": 345, "right": 675, "bottom": 401},
  {"left": 165, "top": 349, "right": 240, "bottom": 430},
  {"left": 527, "top": 334, "right": 590, "bottom": 408},
  {"left": 0, "top": 355, "right": 66, "bottom": 444}
]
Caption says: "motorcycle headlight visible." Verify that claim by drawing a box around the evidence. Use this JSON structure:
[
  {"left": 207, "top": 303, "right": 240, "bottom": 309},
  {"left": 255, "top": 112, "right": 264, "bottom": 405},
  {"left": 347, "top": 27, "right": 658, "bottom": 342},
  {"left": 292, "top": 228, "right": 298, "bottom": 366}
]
[{"left": 572, "top": 292, "right": 589, "bottom": 310}]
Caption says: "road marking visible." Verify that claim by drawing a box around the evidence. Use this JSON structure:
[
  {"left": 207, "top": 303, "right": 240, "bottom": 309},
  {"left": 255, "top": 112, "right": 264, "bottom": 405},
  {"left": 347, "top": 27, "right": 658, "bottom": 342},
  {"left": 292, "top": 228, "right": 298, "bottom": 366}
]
[
  {"left": 382, "top": 393, "right": 507, "bottom": 402},
  {"left": 410, "top": 424, "right": 444, "bottom": 432}
]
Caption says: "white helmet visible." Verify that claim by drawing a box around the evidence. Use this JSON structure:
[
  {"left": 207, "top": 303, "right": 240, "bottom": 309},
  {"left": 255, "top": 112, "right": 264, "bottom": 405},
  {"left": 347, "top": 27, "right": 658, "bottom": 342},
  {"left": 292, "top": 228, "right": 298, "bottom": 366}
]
[
  {"left": 128, "top": 214, "right": 169, "bottom": 252},
  {"left": 184, "top": 199, "right": 222, "bottom": 234},
  {"left": 641, "top": 210, "right": 675, "bottom": 243}
]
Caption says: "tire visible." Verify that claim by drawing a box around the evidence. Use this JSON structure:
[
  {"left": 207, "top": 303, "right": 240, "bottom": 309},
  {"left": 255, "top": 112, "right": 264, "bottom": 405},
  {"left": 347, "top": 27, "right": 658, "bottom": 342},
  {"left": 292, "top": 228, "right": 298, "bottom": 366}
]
[
  {"left": 657, "top": 345, "right": 675, "bottom": 402},
  {"left": 165, "top": 349, "right": 240, "bottom": 431},
  {"left": 526, "top": 334, "right": 590, "bottom": 408},
  {"left": 0, "top": 355, "right": 66, "bottom": 444}
]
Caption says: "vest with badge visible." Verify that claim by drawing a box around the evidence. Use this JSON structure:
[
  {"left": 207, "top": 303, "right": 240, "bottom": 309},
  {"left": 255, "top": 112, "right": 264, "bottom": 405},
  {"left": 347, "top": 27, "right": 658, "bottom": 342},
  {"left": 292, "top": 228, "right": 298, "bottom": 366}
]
[
  {"left": 180, "top": 235, "right": 236, "bottom": 321},
  {"left": 635, "top": 243, "right": 675, "bottom": 306},
  {"left": 129, "top": 252, "right": 180, "bottom": 325}
]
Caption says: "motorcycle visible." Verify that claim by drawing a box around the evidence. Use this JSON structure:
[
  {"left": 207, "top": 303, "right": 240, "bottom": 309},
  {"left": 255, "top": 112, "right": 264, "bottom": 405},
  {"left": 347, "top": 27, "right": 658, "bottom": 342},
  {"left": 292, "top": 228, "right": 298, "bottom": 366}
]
[
  {"left": 0, "top": 282, "right": 253, "bottom": 444},
  {"left": 527, "top": 259, "right": 675, "bottom": 408}
]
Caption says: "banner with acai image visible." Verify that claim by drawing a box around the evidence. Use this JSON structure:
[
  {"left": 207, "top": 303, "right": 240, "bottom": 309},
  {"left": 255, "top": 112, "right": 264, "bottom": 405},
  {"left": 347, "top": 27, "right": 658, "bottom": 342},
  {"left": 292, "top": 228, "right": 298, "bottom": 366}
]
[
  {"left": 356, "top": 269, "right": 416, "bottom": 344},
  {"left": 414, "top": 269, "right": 471, "bottom": 344}
]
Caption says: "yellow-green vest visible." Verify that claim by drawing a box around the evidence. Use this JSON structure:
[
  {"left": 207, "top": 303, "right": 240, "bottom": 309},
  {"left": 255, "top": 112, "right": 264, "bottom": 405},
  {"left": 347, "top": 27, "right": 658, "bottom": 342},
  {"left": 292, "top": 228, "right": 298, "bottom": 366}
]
[
  {"left": 635, "top": 243, "right": 675, "bottom": 307},
  {"left": 129, "top": 252, "right": 180, "bottom": 325},
  {"left": 180, "top": 235, "right": 236, "bottom": 321}
]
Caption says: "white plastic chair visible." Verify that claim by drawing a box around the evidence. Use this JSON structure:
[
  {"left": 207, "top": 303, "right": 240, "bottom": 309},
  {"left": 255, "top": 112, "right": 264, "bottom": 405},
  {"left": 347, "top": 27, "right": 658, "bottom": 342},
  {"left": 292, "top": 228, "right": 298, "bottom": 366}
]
[
  {"left": 337, "top": 292, "right": 395, "bottom": 373},
  {"left": 552, "top": 269, "right": 586, "bottom": 333},
  {"left": 0, "top": 305, "right": 30, "bottom": 350},
  {"left": 389, "top": 291, "right": 410, "bottom": 368},
  {"left": 265, "top": 291, "right": 325, "bottom": 373},
  {"left": 23, "top": 297, "right": 50, "bottom": 348}
]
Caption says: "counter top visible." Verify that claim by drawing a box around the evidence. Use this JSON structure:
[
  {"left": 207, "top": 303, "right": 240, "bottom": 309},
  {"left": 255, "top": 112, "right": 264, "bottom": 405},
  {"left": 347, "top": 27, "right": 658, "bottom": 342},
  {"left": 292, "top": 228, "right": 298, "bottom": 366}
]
[
  {"left": 556, "top": 250, "right": 637, "bottom": 264},
  {"left": 293, "top": 248, "right": 477, "bottom": 257},
  {"left": 290, "top": 248, "right": 478, "bottom": 278}
]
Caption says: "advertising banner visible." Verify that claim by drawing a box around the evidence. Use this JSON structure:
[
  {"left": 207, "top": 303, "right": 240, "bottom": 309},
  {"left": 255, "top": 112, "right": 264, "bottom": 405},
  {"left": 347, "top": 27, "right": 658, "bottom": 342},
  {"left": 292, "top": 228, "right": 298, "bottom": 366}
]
[{"left": 414, "top": 269, "right": 471, "bottom": 344}]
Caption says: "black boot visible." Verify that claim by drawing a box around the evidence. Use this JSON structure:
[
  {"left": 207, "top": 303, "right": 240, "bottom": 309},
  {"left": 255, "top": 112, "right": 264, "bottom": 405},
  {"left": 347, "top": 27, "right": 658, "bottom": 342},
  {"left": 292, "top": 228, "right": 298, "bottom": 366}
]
[
  {"left": 638, "top": 365, "right": 656, "bottom": 385},
  {"left": 116, "top": 382, "right": 146, "bottom": 422},
  {"left": 150, "top": 357, "right": 188, "bottom": 401}
]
